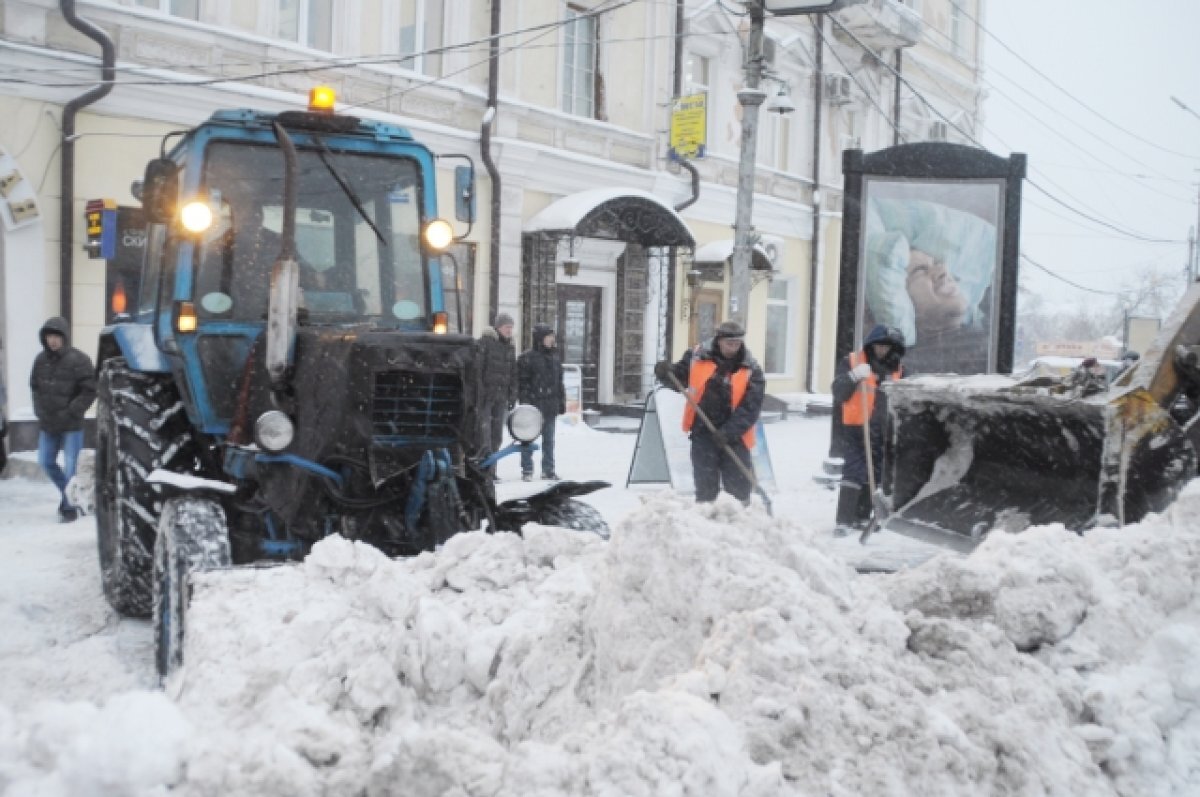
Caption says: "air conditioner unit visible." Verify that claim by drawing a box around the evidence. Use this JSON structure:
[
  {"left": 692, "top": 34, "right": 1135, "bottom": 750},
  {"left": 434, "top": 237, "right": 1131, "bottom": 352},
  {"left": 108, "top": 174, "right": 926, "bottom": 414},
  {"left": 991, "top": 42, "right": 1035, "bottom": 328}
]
[
  {"left": 824, "top": 74, "right": 852, "bottom": 105},
  {"left": 929, "top": 120, "right": 949, "bottom": 140},
  {"left": 761, "top": 35, "right": 779, "bottom": 69}
]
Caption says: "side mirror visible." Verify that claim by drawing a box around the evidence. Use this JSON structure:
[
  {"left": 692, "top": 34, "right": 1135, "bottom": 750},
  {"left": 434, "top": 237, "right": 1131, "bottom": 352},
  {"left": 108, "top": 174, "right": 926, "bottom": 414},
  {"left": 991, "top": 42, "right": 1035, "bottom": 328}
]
[
  {"left": 141, "top": 158, "right": 179, "bottom": 224},
  {"left": 454, "top": 164, "right": 475, "bottom": 224}
]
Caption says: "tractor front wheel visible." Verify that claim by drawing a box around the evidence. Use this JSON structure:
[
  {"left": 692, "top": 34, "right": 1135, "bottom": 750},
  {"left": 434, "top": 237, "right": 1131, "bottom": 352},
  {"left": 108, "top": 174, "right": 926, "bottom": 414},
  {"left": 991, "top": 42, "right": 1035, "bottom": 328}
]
[
  {"left": 95, "top": 359, "right": 197, "bottom": 617},
  {"left": 154, "top": 497, "right": 231, "bottom": 679}
]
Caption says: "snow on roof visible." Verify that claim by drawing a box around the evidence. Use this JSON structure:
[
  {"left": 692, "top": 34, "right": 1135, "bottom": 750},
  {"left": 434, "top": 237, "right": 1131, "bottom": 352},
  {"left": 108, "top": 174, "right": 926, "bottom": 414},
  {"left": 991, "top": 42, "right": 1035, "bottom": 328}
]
[
  {"left": 525, "top": 187, "right": 689, "bottom": 235},
  {"left": 692, "top": 239, "right": 773, "bottom": 269}
]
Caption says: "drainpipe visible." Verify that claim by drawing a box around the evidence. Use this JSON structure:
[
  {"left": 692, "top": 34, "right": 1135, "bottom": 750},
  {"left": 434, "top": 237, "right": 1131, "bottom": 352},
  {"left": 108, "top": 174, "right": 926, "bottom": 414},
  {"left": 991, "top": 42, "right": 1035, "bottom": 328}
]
[
  {"left": 804, "top": 15, "right": 824, "bottom": 392},
  {"left": 482, "top": 0, "right": 502, "bottom": 325},
  {"left": 60, "top": 0, "right": 116, "bottom": 325},
  {"left": 667, "top": 0, "right": 700, "bottom": 355},
  {"left": 892, "top": 48, "right": 903, "bottom": 146}
]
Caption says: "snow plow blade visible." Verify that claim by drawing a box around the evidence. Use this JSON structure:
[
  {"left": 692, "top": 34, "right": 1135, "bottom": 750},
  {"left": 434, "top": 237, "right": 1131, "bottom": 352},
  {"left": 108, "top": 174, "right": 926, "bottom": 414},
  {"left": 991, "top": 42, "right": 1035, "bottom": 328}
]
[
  {"left": 879, "top": 283, "right": 1200, "bottom": 551},
  {"left": 881, "top": 382, "right": 1195, "bottom": 551}
]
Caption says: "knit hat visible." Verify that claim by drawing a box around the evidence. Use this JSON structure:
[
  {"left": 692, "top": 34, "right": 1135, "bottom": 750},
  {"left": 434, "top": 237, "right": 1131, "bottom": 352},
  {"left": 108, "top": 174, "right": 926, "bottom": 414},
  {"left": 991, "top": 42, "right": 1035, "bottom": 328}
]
[
  {"left": 493, "top": 312, "right": 514, "bottom": 329},
  {"left": 714, "top": 321, "right": 745, "bottom": 340}
]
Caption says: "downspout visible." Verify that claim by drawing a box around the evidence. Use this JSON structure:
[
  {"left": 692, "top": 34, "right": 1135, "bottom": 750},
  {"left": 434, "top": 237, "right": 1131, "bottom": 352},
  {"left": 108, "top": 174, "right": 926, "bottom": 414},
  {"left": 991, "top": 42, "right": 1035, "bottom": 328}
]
[
  {"left": 892, "top": 48, "right": 903, "bottom": 146},
  {"left": 668, "top": 0, "right": 700, "bottom": 354},
  {"left": 804, "top": 15, "right": 825, "bottom": 392},
  {"left": 482, "top": 0, "right": 502, "bottom": 324},
  {"left": 60, "top": 0, "right": 116, "bottom": 325}
]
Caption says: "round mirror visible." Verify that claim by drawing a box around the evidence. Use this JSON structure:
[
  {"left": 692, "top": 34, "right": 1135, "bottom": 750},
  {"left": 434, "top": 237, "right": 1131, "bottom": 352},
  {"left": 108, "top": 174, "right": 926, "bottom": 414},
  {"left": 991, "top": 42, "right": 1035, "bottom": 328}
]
[
  {"left": 200, "top": 292, "right": 233, "bottom": 314},
  {"left": 392, "top": 300, "right": 421, "bottom": 320}
]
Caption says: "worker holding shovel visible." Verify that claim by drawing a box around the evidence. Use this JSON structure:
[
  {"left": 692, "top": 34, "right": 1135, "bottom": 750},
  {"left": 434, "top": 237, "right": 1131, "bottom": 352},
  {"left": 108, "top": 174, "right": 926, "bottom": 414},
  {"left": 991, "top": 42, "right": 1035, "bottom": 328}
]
[
  {"left": 831, "top": 325, "right": 906, "bottom": 537},
  {"left": 655, "top": 321, "right": 766, "bottom": 506}
]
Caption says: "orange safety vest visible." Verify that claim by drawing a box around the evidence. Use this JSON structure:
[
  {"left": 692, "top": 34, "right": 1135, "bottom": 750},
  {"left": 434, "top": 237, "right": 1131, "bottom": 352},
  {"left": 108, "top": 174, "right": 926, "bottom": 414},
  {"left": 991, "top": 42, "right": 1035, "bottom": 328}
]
[
  {"left": 842, "top": 351, "right": 900, "bottom": 427},
  {"left": 683, "top": 359, "right": 756, "bottom": 447}
]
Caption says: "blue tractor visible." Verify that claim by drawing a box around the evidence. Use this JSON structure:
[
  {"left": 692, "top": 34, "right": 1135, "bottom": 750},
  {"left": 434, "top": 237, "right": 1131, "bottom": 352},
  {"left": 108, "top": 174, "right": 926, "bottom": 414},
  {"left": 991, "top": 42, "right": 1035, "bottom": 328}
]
[{"left": 93, "top": 89, "right": 608, "bottom": 676}]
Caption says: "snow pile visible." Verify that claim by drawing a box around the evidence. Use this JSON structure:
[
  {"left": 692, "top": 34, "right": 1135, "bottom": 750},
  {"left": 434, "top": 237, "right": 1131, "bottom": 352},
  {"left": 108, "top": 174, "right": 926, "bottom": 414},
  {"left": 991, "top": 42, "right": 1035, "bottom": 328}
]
[
  {"left": 3, "top": 487, "right": 1199, "bottom": 795},
  {"left": 0, "top": 692, "right": 188, "bottom": 796}
]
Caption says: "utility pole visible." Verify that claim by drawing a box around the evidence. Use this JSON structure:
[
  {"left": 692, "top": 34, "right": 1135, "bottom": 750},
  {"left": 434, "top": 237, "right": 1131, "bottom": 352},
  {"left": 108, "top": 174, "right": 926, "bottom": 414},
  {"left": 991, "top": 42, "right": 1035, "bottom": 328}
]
[
  {"left": 730, "top": 0, "right": 843, "bottom": 327},
  {"left": 1194, "top": 181, "right": 1200, "bottom": 281},
  {"left": 1188, "top": 226, "right": 1195, "bottom": 287},
  {"left": 729, "top": 1, "right": 768, "bottom": 327}
]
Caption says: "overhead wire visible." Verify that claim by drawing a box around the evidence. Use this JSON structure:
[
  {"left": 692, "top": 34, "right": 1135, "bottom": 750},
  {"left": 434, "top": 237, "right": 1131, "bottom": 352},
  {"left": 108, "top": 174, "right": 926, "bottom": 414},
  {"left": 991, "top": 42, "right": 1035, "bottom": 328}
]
[
  {"left": 0, "top": 0, "right": 637, "bottom": 91},
  {"left": 827, "top": 13, "right": 1184, "bottom": 246},
  {"left": 948, "top": 0, "right": 1200, "bottom": 161},
  {"left": 824, "top": 13, "right": 1184, "bottom": 295}
]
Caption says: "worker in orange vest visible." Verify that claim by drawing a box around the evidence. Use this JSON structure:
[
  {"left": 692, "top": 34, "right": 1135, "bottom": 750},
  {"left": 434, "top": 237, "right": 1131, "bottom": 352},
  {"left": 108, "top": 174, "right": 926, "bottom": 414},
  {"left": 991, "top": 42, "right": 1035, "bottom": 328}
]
[
  {"left": 655, "top": 321, "right": 766, "bottom": 503},
  {"left": 831, "top": 324, "right": 906, "bottom": 536}
]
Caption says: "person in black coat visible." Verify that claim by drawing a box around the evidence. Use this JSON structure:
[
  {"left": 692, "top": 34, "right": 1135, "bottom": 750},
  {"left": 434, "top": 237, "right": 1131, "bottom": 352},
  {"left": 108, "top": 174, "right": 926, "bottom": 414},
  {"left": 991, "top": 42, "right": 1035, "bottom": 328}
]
[
  {"left": 30, "top": 317, "right": 96, "bottom": 521},
  {"left": 517, "top": 323, "right": 565, "bottom": 480},
  {"left": 476, "top": 312, "right": 517, "bottom": 478},
  {"left": 830, "top": 324, "right": 905, "bottom": 536},
  {"left": 655, "top": 321, "right": 766, "bottom": 504}
]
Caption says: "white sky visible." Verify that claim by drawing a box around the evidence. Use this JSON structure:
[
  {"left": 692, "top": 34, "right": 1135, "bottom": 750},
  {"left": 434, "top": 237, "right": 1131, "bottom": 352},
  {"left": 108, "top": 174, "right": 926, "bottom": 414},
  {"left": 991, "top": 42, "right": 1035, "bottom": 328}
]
[{"left": 979, "top": 0, "right": 1200, "bottom": 310}]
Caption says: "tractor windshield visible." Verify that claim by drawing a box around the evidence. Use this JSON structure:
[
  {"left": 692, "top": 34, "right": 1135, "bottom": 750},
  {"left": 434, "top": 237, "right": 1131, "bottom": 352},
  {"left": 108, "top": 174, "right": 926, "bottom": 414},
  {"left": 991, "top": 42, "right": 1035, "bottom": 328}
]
[{"left": 193, "top": 141, "right": 428, "bottom": 326}]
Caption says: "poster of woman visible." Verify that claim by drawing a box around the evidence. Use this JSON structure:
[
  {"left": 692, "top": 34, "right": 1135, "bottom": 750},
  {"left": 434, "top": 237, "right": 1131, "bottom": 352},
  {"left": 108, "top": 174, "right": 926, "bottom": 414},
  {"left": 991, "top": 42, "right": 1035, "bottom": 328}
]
[{"left": 858, "top": 178, "right": 1005, "bottom": 374}]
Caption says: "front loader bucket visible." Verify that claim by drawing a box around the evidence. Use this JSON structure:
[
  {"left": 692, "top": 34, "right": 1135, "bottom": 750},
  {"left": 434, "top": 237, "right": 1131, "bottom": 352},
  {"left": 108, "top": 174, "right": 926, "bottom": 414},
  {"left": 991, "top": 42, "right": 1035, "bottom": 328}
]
[{"left": 880, "top": 377, "right": 1196, "bottom": 552}]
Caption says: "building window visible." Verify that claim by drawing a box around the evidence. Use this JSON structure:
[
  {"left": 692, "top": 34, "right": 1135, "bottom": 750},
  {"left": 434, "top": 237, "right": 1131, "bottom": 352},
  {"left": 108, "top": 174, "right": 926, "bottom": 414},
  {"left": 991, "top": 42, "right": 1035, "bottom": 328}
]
[
  {"left": 759, "top": 114, "right": 791, "bottom": 171},
  {"left": 949, "top": 2, "right": 965, "bottom": 56},
  {"left": 388, "top": 1, "right": 443, "bottom": 75},
  {"left": 764, "top": 278, "right": 795, "bottom": 376},
  {"left": 686, "top": 53, "right": 710, "bottom": 94},
  {"left": 134, "top": 0, "right": 199, "bottom": 19},
  {"left": 562, "top": 6, "right": 598, "bottom": 117},
  {"left": 277, "top": 0, "right": 333, "bottom": 51}
]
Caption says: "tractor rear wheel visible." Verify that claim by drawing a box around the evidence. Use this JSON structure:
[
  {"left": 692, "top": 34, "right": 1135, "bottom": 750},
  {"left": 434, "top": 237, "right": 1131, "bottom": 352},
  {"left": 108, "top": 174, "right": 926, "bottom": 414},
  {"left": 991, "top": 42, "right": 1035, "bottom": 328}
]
[
  {"left": 95, "top": 359, "right": 197, "bottom": 618},
  {"left": 154, "top": 497, "right": 231, "bottom": 679}
]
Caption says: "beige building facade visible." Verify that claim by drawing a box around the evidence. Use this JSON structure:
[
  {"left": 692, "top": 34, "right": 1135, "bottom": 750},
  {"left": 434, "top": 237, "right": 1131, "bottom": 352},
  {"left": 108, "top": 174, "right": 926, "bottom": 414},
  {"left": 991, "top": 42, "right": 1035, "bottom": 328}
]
[{"left": 0, "top": 0, "right": 984, "bottom": 419}]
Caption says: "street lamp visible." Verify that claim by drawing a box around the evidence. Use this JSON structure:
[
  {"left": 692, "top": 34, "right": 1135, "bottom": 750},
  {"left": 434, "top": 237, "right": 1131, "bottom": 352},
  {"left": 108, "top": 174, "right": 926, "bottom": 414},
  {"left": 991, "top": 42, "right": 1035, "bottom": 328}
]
[{"left": 729, "top": 0, "right": 843, "bottom": 326}]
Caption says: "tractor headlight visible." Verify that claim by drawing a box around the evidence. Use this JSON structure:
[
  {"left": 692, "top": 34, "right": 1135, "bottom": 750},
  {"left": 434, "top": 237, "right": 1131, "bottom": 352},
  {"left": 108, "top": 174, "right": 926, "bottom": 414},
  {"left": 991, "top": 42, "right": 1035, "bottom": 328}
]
[
  {"left": 422, "top": 218, "right": 454, "bottom": 252},
  {"left": 254, "top": 410, "right": 295, "bottom": 452},
  {"left": 180, "top": 200, "right": 214, "bottom": 234},
  {"left": 506, "top": 404, "right": 543, "bottom": 443}
]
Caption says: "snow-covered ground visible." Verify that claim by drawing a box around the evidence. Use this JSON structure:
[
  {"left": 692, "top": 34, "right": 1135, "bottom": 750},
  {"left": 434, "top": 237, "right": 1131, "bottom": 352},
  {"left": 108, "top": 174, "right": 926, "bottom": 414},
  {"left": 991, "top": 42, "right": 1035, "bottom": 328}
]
[{"left": 1, "top": 414, "right": 1197, "bottom": 795}]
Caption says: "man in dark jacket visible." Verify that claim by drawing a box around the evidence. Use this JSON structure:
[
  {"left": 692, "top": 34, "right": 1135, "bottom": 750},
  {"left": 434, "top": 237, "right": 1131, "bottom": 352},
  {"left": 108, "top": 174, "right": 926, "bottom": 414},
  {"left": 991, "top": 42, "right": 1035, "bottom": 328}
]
[
  {"left": 830, "top": 324, "right": 905, "bottom": 536},
  {"left": 30, "top": 317, "right": 96, "bottom": 522},
  {"left": 476, "top": 312, "right": 517, "bottom": 478},
  {"left": 517, "top": 323, "right": 565, "bottom": 481},
  {"left": 655, "top": 321, "right": 766, "bottom": 504}
]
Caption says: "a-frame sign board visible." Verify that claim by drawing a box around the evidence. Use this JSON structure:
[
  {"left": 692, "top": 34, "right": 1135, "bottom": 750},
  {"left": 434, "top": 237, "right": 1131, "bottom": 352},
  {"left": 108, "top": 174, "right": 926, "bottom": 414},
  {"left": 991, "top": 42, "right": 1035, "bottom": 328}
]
[{"left": 626, "top": 388, "right": 776, "bottom": 493}]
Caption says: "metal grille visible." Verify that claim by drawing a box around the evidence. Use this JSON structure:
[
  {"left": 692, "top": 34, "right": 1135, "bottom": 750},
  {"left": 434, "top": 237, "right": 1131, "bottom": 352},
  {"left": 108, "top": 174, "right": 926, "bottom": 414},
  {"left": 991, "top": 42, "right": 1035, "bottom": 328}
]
[{"left": 372, "top": 371, "right": 464, "bottom": 444}]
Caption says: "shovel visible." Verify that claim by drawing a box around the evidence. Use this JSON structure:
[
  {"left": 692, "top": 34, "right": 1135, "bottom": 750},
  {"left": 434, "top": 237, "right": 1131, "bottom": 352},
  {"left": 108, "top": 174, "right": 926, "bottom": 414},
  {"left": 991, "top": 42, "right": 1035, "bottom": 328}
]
[
  {"left": 857, "top": 378, "right": 890, "bottom": 545},
  {"left": 663, "top": 369, "right": 773, "bottom": 516}
]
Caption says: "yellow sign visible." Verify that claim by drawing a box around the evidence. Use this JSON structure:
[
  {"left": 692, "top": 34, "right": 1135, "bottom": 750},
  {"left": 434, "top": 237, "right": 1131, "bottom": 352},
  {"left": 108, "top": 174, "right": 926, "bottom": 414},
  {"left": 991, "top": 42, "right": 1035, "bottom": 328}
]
[{"left": 670, "top": 92, "right": 707, "bottom": 161}]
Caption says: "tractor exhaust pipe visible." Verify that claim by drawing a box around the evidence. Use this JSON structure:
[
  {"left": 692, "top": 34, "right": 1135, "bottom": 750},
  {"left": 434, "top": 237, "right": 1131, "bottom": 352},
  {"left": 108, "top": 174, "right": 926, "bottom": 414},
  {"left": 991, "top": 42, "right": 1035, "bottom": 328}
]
[{"left": 266, "top": 122, "right": 300, "bottom": 395}]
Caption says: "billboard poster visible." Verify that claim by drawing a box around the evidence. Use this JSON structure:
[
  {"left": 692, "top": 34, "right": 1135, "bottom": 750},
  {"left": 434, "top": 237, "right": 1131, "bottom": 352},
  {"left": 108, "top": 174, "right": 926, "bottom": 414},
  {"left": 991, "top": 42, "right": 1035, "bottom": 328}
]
[
  {"left": 859, "top": 178, "right": 1004, "bottom": 374},
  {"left": 835, "top": 143, "right": 1025, "bottom": 376}
]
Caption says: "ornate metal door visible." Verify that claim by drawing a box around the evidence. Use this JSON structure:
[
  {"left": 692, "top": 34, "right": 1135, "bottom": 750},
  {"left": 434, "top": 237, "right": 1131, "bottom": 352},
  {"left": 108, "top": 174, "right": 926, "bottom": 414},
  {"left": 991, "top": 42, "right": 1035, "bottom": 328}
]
[{"left": 557, "top": 284, "right": 601, "bottom": 406}]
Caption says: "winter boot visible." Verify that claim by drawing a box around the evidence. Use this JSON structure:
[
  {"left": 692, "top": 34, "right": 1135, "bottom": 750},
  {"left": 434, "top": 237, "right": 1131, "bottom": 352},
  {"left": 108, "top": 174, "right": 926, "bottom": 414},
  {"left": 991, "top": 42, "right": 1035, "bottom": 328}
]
[
  {"left": 834, "top": 482, "right": 862, "bottom": 537},
  {"left": 856, "top": 485, "right": 875, "bottom": 528}
]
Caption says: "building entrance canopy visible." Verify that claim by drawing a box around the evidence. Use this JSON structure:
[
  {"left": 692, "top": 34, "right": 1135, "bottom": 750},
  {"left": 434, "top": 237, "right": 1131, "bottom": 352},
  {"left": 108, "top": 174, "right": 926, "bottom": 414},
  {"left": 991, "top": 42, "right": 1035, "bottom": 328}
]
[
  {"left": 693, "top": 239, "right": 774, "bottom": 272},
  {"left": 525, "top": 188, "right": 695, "bottom": 247}
]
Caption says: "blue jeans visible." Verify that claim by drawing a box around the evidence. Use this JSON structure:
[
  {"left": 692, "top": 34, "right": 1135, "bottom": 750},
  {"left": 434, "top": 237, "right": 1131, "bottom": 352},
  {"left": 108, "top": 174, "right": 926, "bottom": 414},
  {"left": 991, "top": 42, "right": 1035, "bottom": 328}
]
[
  {"left": 520, "top": 415, "right": 556, "bottom": 476},
  {"left": 38, "top": 429, "right": 84, "bottom": 506}
]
